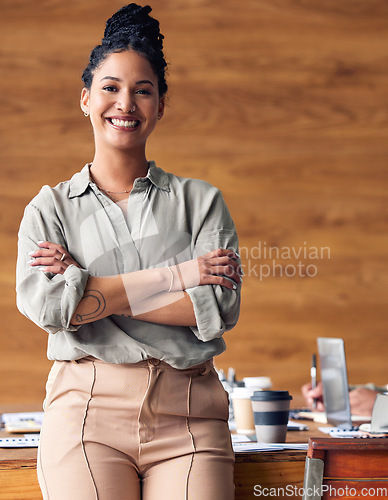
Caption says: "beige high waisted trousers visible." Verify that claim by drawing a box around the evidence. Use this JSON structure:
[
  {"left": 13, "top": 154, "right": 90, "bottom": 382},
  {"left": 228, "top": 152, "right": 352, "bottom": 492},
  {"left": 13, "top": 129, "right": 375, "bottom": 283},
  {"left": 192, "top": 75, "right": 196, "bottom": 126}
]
[{"left": 37, "top": 356, "right": 235, "bottom": 500}]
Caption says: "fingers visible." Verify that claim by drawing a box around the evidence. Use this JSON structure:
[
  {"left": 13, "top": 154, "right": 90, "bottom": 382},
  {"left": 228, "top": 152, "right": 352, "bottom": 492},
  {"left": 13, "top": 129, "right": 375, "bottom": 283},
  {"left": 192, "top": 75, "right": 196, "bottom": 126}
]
[
  {"left": 28, "top": 240, "right": 70, "bottom": 275},
  {"left": 315, "top": 400, "right": 325, "bottom": 412},
  {"left": 301, "top": 382, "right": 312, "bottom": 398},
  {"left": 302, "top": 381, "right": 325, "bottom": 411},
  {"left": 171, "top": 249, "right": 242, "bottom": 291},
  {"left": 205, "top": 248, "right": 239, "bottom": 261},
  {"left": 200, "top": 249, "right": 242, "bottom": 289},
  {"left": 29, "top": 241, "right": 67, "bottom": 258},
  {"left": 206, "top": 264, "right": 241, "bottom": 287},
  {"left": 212, "top": 275, "right": 238, "bottom": 290},
  {"left": 307, "top": 385, "right": 323, "bottom": 399}
]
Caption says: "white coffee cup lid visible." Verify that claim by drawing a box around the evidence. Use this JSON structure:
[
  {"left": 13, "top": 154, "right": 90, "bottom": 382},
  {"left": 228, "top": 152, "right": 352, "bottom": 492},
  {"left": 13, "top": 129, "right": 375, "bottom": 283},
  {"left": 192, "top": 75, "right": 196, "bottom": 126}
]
[
  {"left": 243, "top": 377, "right": 272, "bottom": 389},
  {"left": 231, "top": 387, "right": 255, "bottom": 399}
]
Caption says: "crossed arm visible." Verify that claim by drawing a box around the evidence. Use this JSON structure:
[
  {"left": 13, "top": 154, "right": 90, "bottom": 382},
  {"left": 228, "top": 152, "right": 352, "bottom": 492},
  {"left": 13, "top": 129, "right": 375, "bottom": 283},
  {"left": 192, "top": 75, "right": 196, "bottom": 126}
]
[{"left": 29, "top": 241, "right": 242, "bottom": 327}]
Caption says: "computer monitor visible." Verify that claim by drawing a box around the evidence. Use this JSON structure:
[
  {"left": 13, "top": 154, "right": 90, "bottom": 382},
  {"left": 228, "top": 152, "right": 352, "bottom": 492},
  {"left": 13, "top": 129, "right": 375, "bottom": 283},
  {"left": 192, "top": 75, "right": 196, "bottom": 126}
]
[{"left": 317, "top": 337, "right": 353, "bottom": 430}]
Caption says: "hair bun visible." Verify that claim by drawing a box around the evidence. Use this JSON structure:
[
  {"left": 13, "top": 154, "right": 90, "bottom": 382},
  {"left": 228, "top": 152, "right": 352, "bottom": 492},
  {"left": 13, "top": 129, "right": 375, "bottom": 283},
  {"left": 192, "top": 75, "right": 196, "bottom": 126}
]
[
  {"left": 104, "top": 3, "right": 154, "bottom": 39},
  {"left": 82, "top": 3, "right": 168, "bottom": 96}
]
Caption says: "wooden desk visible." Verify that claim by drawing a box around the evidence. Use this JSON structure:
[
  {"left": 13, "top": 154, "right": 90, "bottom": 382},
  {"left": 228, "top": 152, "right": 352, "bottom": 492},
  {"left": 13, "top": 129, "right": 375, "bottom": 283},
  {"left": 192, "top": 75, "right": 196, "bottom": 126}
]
[
  {"left": 234, "top": 423, "right": 321, "bottom": 499},
  {"left": 0, "top": 419, "right": 323, "bottom": 500},
  {"left": 304, "top": 437, "right": 388, "bottom": 499}
]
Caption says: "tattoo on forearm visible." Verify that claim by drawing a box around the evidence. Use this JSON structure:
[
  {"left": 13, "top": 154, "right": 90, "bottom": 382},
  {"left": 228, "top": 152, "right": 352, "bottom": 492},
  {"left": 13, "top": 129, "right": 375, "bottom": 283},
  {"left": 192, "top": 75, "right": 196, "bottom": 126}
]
[{"left": 75, "top": 289, "right": 106, "bottom": 323}]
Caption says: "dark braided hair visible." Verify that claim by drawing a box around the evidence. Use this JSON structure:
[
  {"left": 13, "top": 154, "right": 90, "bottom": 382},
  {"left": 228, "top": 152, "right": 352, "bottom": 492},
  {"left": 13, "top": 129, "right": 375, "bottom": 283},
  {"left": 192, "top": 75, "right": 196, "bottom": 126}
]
[{"left": 82, "top": 4, "right": 168, "bottom": 96}]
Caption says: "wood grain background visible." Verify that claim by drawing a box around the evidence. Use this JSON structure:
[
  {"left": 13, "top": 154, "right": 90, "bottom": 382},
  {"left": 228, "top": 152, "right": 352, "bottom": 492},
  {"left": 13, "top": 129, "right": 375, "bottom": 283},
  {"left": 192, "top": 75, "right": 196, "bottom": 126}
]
[{"left": 1, "top": 0, "right": 388, "bottom": 405}]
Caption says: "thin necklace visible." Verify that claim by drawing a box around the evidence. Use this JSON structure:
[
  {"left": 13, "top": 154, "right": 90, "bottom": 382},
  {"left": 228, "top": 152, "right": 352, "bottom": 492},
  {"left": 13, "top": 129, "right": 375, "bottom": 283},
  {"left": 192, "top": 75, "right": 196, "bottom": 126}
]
[
  {"left": 89, "top": 171, "right": 130, "bottom": 203},
  {"left": 96, "top": 185, "right": 130, "bottom": 204},
  {"left": 94, "top": 183, "right": 131, "bottom": 195},
  {"left": 89, "top": 161, "right": 149, "bottom": 195},
  {"left": 102, "top": 192, "right": 128, "bottom": 204}
]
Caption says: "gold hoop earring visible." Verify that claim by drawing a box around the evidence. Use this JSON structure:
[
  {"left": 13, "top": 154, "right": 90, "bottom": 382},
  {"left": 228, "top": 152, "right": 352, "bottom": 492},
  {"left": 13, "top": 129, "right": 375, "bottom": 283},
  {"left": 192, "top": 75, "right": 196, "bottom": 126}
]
[{"left": 84, "top": 111, "right": 89, "bottom": 117}]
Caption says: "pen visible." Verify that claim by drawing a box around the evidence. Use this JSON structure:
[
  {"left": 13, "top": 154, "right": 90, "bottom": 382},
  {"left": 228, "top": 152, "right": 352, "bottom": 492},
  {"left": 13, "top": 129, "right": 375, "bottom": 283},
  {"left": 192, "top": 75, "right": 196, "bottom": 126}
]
[
  {"left": 311, "top": 353, "right": 317, "bottom": 410},
  {"left": 227, "top": 367, "right": 236, "bottom": 386}
]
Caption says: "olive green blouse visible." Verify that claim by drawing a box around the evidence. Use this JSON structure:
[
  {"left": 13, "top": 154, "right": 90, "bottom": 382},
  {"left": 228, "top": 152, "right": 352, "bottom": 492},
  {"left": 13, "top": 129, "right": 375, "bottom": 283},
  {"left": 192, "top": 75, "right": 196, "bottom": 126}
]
[{"left": 16, "top": 162, "right": 240, "bottom": 369}]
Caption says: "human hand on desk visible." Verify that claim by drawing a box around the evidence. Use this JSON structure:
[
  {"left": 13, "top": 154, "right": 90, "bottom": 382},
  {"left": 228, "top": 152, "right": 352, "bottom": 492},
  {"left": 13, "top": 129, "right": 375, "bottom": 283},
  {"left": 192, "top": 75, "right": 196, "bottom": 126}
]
[
  {"left": 301, "top": 381, "right": 378, "bottom": 417},
  {"left": 301, "top": 381, "right": 325, "bottom": 412},
  {"left": 348, "top": 387, "right": 378, "bottom": 417}
]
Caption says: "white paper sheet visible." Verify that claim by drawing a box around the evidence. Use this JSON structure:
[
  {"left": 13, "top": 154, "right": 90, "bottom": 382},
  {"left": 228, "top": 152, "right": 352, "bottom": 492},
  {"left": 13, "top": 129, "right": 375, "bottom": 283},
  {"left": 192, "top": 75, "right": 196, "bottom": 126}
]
[
  {"left": 233, "top": 442, "right": 308, "bottom": 452},
  {"left": 0, "top": 434, "right": 40, "bottom": 448}
]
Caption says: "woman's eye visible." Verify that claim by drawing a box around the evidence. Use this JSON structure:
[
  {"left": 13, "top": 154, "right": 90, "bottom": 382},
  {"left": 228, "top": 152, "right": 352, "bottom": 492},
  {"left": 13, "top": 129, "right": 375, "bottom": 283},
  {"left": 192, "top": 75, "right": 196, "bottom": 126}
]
[
  {"left": 136, "top": 89, "right": 151, "bottom": 95},
  {"left": 103, "top": 85, "right": 118, "bottom": 92}
]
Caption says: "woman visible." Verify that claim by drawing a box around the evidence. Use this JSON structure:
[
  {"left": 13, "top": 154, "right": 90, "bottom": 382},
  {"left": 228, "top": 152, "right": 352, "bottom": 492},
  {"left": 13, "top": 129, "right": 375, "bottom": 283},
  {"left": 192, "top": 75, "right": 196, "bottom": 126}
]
[{"left": 16, "top": 4, "right": 241, "bottom": 499}]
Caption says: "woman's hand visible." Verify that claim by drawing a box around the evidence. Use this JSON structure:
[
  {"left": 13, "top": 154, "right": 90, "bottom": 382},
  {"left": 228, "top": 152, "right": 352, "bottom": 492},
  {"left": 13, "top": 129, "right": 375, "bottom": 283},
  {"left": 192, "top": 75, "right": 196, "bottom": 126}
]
[
  {"left": 171, "top": 248, "right": 242, "bottom": 291},
  {"left": 301, "top": 381, "right": 325, "bottom": 412},
  {"left": 348, "top": 387, "right": 377, "bottom": 417},
  {"left": 28, "top": 241, "right": 82, "bottom": 275}
]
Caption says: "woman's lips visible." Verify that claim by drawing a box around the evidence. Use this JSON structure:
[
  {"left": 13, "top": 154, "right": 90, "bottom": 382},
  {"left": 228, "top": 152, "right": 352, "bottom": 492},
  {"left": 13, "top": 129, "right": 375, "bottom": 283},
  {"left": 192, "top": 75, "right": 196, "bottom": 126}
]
[{"left": 107, "top": 117, "right": 140, "bottom": 130}]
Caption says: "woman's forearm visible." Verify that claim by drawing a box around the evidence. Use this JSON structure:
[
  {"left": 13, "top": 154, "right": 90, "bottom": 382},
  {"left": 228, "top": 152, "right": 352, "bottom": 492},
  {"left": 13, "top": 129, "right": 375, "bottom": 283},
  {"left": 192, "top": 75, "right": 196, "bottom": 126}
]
[
  {"left": 71, "top": 267, "right": 171, "bottom": 325},
  {"left": 118, "top": 292, "right": 196, "bottom": 326}
]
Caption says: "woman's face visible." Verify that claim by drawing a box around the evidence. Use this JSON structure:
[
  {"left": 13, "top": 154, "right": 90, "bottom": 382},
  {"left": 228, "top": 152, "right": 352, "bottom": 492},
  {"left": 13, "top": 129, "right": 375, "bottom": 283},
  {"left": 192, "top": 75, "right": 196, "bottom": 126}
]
[{"left": 81, "top": 50, "right": 164, "bottom": 153}]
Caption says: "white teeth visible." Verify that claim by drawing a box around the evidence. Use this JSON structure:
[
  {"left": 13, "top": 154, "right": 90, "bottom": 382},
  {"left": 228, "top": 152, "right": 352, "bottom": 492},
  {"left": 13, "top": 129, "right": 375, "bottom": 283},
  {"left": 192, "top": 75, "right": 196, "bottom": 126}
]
[{"left": 111, "top": 118, "right": 138, "bottom": 128}]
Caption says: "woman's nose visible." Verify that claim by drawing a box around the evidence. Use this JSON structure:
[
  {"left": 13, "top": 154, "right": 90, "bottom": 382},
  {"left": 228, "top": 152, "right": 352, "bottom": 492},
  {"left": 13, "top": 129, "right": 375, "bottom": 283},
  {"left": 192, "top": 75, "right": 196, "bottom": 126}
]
[{"left": 115, "top": 94, "right": 135, "bottom": 113}]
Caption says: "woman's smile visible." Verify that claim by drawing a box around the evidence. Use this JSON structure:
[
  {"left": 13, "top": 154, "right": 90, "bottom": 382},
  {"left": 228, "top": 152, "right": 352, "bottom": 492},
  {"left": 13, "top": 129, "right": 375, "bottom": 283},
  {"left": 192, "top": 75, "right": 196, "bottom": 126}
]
[{"left": 106, "top": 116, "right": 141, "bottom": 131}]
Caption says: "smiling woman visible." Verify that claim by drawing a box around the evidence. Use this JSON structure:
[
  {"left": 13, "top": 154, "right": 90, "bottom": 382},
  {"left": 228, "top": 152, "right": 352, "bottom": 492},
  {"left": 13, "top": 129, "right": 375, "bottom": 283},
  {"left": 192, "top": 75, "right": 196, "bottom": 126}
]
[{"left": 15, "top": 3, "right": 241, "bottom": 500}]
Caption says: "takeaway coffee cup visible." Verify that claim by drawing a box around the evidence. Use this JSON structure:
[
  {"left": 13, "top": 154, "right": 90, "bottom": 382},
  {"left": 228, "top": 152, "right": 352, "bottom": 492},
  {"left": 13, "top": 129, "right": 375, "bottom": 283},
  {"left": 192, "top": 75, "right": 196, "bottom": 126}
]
[
  {"left": 231, "top": 387, "right": 256, "bottom": 434},
  {"left": 250, "top": 390, "right": 292, "bottom": 443}
]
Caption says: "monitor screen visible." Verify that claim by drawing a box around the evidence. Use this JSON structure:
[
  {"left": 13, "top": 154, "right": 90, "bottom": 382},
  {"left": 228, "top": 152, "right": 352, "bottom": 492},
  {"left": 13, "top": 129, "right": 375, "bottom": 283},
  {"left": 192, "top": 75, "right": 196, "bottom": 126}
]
[{"left": 317, "top": 337, "right": 353, "bottom": 430}]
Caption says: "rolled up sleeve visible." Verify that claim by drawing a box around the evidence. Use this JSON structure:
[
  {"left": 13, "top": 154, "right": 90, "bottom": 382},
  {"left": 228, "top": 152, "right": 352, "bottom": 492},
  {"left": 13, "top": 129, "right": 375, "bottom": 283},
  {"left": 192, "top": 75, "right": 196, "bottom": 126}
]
[
  {"left": 186, "top": 190, "right": 241, "bottom": 342},
  {"left": 16, "top": 201, "right": 89, "bottom": 334}
]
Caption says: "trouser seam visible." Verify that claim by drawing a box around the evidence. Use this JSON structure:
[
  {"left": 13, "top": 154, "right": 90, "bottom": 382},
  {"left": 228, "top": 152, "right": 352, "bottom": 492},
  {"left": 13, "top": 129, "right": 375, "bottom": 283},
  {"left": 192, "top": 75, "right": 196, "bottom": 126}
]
[
  {"left": 185, "top": 374, "right": 196, "bottom": 500},
  {"left": 138, "top": 364, "right": 153, "bottom": 459},
  {"left": 37, "top": 424, "right": 50, "bottom": 500},
  {"left": 80, "top": 360, "right": 99, "bottom": 500}
]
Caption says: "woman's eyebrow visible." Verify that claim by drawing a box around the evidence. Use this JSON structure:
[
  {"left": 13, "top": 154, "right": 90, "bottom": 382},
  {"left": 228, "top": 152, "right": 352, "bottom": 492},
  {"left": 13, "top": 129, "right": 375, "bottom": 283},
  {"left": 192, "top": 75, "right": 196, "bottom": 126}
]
[
  {"left": 99, "top": 76, "right": 154, "bottom": 87},
  {"left": 136, "top": 80, "right": 154, "bottom": 86},
  {"left": 100, "top": 76, "right": 121, "bottom": 82}
]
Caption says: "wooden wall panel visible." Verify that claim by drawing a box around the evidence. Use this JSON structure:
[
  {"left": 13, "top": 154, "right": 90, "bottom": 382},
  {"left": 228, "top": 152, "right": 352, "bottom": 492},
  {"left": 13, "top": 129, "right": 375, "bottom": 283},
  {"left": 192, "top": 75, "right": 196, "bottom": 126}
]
[{"left": 1, "top": 0, "right": 388, "bottom": 404}]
